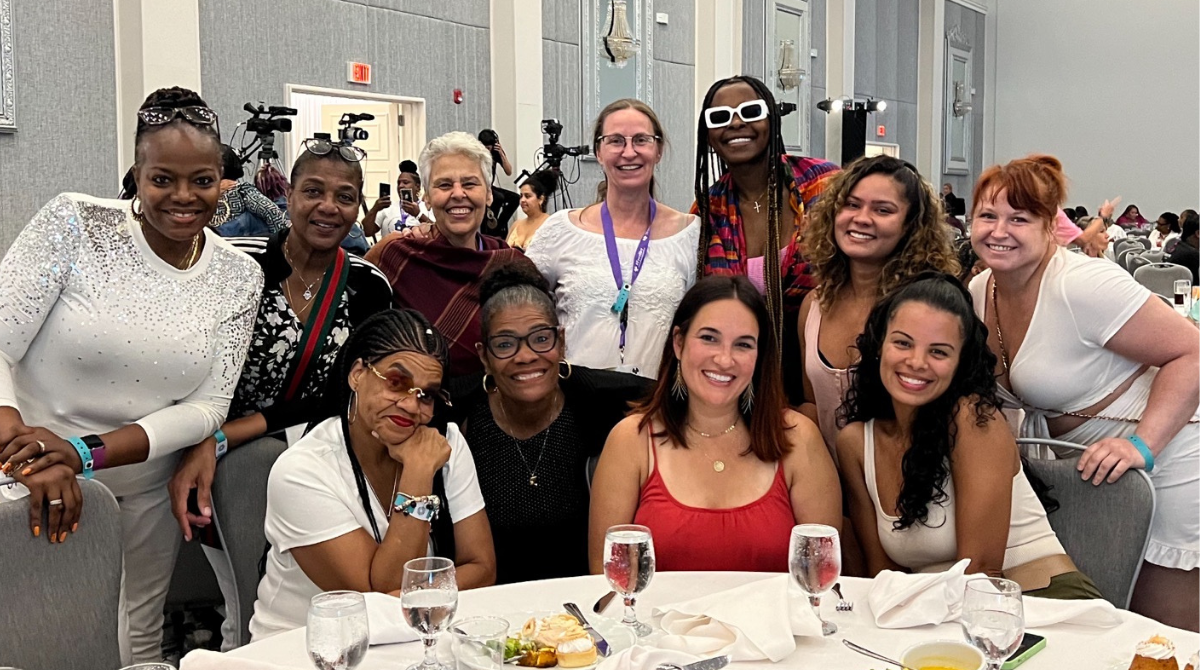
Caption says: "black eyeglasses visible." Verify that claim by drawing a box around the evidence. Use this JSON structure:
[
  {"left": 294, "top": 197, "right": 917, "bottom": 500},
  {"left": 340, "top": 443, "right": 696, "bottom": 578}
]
[
  {"left": 303, "top": 137, "right": 367, "bottom": 162},
  {"left": 137, "top": 106, "right": 220, "bottom": 128},
  {"left": 704, "top": 99, "right": 769, "bottom": 128},
  {"left": 485, "top": 326, "right": 559, "bottom": 360}
]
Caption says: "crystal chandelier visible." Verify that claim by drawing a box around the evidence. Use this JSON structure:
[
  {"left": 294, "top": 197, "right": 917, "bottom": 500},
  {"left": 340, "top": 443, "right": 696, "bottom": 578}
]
[
  {"left": 777, "top": 39, "right": 803, "bottom": 91},
  {"left": 600, "top": 0, "right": 640, "bottom": 68}
]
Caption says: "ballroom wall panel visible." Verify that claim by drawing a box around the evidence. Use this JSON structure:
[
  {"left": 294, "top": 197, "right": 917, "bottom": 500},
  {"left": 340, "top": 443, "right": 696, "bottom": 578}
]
[{"left": 853, "top": 0, "right": 919, "bottom": 163}]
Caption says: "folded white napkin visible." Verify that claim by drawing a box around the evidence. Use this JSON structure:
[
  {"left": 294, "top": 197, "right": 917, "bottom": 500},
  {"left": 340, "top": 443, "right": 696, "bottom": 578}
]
[
  {"left": 180, "top": 649, "right": 293, "bottom": 669},
  {"left": 363, "top": 591, "right": 420, "bottom": 645},
  {"left": 596, "top": 646, "right": 703, "bottom": 670},
  {"left": 868, "top": 559, "right": 1122, "bottom": 629},
  {"left": 649, "top": 573, "right": 822, "bottom": 662}
]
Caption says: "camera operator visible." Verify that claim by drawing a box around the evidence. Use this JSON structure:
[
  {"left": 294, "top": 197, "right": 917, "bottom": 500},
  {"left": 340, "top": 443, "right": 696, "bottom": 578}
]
[
  {"left": 213, "top": 144, "right": 288, "bottom": 237},
  {"left": 478, "top": 128, "right": 520, "bottom": 239},
  {"left": 363, "top": 159, "right": 434, "bottom": 236}
]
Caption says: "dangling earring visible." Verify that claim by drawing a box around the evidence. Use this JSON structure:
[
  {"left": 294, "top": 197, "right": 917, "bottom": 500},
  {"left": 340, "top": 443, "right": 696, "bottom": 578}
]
[
  {"left": 558, "top": 359, "right": 573, "bottom": 380},
  {"left": 348, "top": 390, "right": 359, "bottom": 424},
  {"left": 740, "top": 384, "right": 755, "bottom": 415},
  {"left": 671, "top": 363, "right": 688, "bottom": 400},
  {"left": 482, "top": 373, "right": 497, "bottom": 393},
  {"left": 131, "top": 195, "right": 145, "bottom": 223}
]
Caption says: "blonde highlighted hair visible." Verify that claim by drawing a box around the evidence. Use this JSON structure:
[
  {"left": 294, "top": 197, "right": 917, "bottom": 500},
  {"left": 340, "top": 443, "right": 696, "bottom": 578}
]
[{"left": 806, "top": 155, "right": 959, "bottom": 311}]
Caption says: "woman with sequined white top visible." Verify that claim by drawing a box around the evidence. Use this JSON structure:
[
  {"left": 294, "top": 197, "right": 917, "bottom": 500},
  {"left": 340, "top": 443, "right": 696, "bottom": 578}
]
[
  {"left": 525, "top": 99, "right": 699, "bottom": 379},
  {"left": 0, "top": 87, "right": 263, "bottom": 663}
]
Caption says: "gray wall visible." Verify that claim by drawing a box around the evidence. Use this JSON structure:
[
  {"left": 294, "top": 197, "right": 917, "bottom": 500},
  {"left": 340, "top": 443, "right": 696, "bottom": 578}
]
[
  {"left": 198, "top": 0, "right": 491, "bottom": 157},
  {"left": 853, "top": 0, "right": 920, "bottom": 162},
  {"left": 542, "top": 1, "right": 695, "bottom": 212},
  {"left": 941, "top": 1, "right": 986, "bottom": 200},
  {"left": 0, "top": 0, "right": 119, "bottom": 251}
]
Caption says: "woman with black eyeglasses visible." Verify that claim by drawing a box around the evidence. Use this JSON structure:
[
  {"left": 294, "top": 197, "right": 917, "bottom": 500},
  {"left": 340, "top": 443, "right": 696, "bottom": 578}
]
[
  {"left": 0, "top": 87, "right": 263, "bottom": 662},
  {"left": 434, "top": 263, "right": 650, "bottom": 583},
  {"left": 693, "top": 76, "right": 841, "bottom": 404}
]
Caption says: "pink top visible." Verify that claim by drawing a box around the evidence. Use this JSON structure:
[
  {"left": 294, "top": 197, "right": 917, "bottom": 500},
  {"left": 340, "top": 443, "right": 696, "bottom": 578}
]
[
  {"left": 802, "top": 304, "right": 853, "bottom": 461},
  {"left": 1054, "top": 208, "right": 1082, "bottom": 245},
  {"left": 633, "top": 435, "right": 795, "bottom": 572},
  {"left": 746, "top": 256, "right": 766, "bottom": 293}
]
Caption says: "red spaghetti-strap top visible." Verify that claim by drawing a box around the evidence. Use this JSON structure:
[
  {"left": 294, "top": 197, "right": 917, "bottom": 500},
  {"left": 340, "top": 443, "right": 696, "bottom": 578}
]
[{"left": 633, "top": 434, "right": 796, "bottom": 572}]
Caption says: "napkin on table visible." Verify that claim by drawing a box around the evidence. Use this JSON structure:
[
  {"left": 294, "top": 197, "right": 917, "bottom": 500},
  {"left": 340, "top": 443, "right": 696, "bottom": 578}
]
[
  {"left": 649, "top": 573, "right": 823, "bottom": 662},
  {"left": 596, "top": 647, "right": 704, "bottom": 670},
  {"left": 180, "top": 649, "right": 293, "bottom": 669},
  {"left": 364, "top": 591, "right": 420, "bottom": 644}
]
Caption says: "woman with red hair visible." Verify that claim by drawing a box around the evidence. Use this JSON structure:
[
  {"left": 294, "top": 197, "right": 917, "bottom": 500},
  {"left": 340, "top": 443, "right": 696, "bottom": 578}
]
[{"left": 968, "top": 155, "right": 1199, "bottom": 630}]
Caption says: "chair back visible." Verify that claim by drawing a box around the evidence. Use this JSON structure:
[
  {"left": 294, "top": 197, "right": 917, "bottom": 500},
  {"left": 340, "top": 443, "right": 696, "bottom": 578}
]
[
  {"left": 1116, "top": 246, "right": 1139, "bottom": 271},
  {"left": 1017, "top": 438, "right": 1154, "bottom": 609},
  {"left": 1133, "top": 263, "right": 1193, "bottom": 298},
  {"left": 1127, "top": 253, "right": 1154, "bottom": 275},
  {"left": 1142, "top": 249, "right": 1165, "bottom": 263},
  {"left": 210, "top": 436, "right": 288, "bottom": 649},
  {"left": 1132, "top": 236, "right": 1152, "bottom": 249},
  {"left": 0, "top": 479, "right": 124, "bottom": 670},
  {"left": 1114, "top": 239, "right": 1141, "bottom": 255}
]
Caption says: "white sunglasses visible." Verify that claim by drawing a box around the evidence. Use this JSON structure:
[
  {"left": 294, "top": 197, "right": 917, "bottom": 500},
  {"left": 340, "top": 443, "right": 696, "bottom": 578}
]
[{"left": 704, "top": 99, "right": 770, "bottom": 128}]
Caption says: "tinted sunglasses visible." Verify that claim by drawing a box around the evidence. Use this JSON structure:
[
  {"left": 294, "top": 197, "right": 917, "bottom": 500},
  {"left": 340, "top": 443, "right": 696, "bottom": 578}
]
[
  {"left": 137, "top": 105, "right": 219, "bottom": 128},
  {"left": 704, "top": 99, "right": 770, "bottom": 128},
  {"left": 365, "top": 362, "right": 452, "bottom": 407},
  {"left": 303, "top": 137, "right": 367, "bottom": 163}
]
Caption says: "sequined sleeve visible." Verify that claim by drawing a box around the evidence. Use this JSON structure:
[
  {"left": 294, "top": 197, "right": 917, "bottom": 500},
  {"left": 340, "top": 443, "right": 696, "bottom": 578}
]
[
  {"left": 138, "top": 261, "right": 264, "bottom": 459},
  {"left": 0, "top": 195, "right": 83, "bottom": 409}
]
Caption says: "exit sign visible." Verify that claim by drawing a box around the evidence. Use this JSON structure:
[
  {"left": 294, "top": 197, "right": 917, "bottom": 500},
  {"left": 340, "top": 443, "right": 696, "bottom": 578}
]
[
  {"left": 347, "top": 62, "right": 372, "bottom": 85},
  {"left": 876, "top": 125, "right": 886, "bottom": 137}
]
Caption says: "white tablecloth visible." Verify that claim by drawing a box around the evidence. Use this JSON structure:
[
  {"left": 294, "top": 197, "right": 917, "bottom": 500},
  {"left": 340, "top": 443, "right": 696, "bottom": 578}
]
[{"left": 228, "top": 572, "right": 1199, "bottom": 668}]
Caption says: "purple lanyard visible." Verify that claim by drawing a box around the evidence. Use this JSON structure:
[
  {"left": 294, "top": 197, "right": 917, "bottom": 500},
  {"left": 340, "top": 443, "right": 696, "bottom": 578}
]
[{"left": 601, "top": 199, "right": 657, "bottom": 358}]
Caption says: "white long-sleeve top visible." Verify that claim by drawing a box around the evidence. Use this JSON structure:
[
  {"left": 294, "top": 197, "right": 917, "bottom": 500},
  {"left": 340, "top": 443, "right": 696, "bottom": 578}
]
[{"left": 0, "top": 194, "right": 263, "bottom": 495}]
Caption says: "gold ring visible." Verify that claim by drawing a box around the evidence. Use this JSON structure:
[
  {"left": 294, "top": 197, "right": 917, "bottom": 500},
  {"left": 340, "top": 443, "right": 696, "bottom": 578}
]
[{"left": 37, "top": 441, "right": 46, "bottom": 454}]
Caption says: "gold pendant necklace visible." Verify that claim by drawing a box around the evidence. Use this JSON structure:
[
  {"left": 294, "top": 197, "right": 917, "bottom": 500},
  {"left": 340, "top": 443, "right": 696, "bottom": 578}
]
[{"left": 688, "top": 422, "right": 738, "bottom": 472}]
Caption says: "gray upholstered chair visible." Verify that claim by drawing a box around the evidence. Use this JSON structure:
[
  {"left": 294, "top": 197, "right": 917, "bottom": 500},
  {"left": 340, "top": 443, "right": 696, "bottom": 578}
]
[
  {"left": 1116, "top": 246, "right": 1140, "bottom": 271},
  {"left": 1017, "top": 438, "right": 1154, "bottom": 609},
  {"left": 0, "top": 479, "right": 124, "bottom": 670},
  {"left": 210, "top": 436, "right": 288, "bottom": 649},
  {"left": 1127, "top": 252, "right": 1154, "bottom": 275},
  {"left": 1134, "top": 263, "right": 1193, "bottom": 298}
]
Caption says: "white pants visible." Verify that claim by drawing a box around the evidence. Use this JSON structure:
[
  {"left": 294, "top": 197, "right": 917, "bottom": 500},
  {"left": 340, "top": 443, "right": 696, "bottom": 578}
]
[
  {"left": 202, "top": 543, "right": 241, "bottom": 651},
  {"left": 116, "top": 486, "right": 183, "bottom": 662}
]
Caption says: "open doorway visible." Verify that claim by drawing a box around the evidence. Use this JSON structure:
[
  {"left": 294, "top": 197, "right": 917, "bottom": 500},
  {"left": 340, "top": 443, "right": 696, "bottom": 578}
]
[{"left": 285, "top": 85, "right": 427, "bottom": 200}]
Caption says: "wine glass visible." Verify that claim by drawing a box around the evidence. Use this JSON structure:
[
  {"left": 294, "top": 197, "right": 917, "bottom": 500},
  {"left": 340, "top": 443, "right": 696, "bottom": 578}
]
[
  {"left": 603, "top": 524, "right": 656, "bottom": 637},
  {"left": 788, "top": 524, "right": 841, "bottom": 636},
  {"left": 306, "top": 591, "right": 369, "bottom": 670},
  {"left": 961, "top": 577, "right": 1025, "bottom": 670},
  {"left": 402, "top": 556, "right": 459, "bottom": 670}
]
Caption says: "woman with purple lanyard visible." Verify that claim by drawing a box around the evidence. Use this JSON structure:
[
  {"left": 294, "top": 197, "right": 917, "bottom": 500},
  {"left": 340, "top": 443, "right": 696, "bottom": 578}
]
[{"left": 526, "top": 99, "right": 699, "bottom": 379}]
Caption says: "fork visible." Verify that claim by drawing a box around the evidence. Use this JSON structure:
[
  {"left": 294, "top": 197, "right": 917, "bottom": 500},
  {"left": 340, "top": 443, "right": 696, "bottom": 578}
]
[{"left": 832, "top": 582, "right": 854, "bottom": 612}]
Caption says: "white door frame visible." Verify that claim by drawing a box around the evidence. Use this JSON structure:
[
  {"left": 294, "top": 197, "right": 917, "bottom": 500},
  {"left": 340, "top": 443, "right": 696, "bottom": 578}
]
[{"left": 284, "top": 84, "right": 427, "bottom": 172}]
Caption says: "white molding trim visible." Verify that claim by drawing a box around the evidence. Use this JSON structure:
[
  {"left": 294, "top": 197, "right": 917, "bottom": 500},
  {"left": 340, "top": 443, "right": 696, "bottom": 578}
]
[
  {"left": 283, "top": 84, "right": 427, "bottom": 172},
  {"left": 694, "top": 0, "right": 743, "bottom": 124},
  {"left": 947, "top": 0, "right": 988, "bottom": 15},
  {"left": 915, "top": 0, "right": 945, "bottom": 176},
  {"left": 490, "top": 0, "right": 542, "bottom": 190},
  {"left": 824, "top": 0, "right": 855, "bottom": 163}
]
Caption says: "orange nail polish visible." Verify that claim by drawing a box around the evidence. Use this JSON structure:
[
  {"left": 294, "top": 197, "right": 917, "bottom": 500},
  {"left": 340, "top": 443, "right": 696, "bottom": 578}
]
[
  {"left": 59, "top": 532, "right": 68, "bottom": 543},
  {"left": 20, "top": 467, "right": 31, "bottom": 476},
  {"left": 32, "top": 526, "right": 39, "bottom": 537},
  {"left": 72, "top": 523, "right": 78, "bottom": 533},
  {"left": 1, "top": 463, "right": 10, "bottom": 474},
  {"left": 49, "top": 532, "right": 55, "bottom": 544}
]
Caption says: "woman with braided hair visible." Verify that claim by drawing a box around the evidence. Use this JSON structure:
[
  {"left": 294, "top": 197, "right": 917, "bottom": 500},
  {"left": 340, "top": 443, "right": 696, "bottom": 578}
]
[
  {"left": 0, "top": 86, "right": 263, "bottom": 661},
  {"left": 692, "top": 76, "right": 840, "bottom": 403}
]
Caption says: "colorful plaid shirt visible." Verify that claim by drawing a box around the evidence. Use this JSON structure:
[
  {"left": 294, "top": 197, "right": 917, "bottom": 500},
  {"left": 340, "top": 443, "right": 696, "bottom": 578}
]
[{"left": 696, "top": 154, "right": 840, "bottom": 310}]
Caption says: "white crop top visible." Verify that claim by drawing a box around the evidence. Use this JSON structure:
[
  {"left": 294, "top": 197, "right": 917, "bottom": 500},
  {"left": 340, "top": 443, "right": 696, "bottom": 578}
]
[
  {"left": 968, "top": 248, "right": 1150, "bottom": 414},
  {"left": 862, "top": 420, "right": 1065, "bottom": 573}
]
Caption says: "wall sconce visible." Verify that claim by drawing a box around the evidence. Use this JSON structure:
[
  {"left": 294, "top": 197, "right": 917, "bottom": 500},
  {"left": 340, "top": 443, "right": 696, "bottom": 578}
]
[
  {"left": 865, "top": 99, "right": 887, "bottom": 112},
  {"left": 817, "top": 97, "right": 847, "bottom": 113},
  {"left": 600, "top": 0, "right": 640, "bottom": 68},
  {"left": 777, "top": 39, "right": 803, "bottom": 91},
  {"left": 952, "top": 82, "right": 972, "bottom": 117},
  {"left": 818, "top": 97, "right": 888, "bottom": 113}
]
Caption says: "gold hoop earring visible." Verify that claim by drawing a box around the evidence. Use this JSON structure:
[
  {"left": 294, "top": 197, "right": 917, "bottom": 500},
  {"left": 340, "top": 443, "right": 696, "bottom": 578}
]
[
  {"left": 671, "top": 362, "right": 688, "bottom": 400},
  {"left": 482, "top": 373, "right": 498, "bottom": 394},
  {"left": 558, "top": 359, "right": 573, "bottom": 380},
  {"left": 348, "top": 390, "right": 359, "bottom": 424},
  {"left": 131, "top": 195, "right": 145, "bottom": 223}
]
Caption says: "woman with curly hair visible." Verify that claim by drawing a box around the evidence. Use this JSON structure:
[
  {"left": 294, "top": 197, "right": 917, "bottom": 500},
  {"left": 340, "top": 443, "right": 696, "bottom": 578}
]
[
  {"left": 838, "top": 274, "right": 1097, "bottom": 599},
  {"left": 797, "top": 156, "right": 959, "bottom": 457}
]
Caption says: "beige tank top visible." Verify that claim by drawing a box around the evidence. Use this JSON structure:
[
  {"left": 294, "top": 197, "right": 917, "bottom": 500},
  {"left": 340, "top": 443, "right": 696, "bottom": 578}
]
[{"left": 803, "top": 304, "right": 853, "bottom": 461}]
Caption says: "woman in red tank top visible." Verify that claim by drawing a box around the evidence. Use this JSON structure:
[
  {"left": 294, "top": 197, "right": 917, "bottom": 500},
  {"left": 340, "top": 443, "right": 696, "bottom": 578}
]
[{"left": 589, "top": 276, "right": 842, "bottom": 573}]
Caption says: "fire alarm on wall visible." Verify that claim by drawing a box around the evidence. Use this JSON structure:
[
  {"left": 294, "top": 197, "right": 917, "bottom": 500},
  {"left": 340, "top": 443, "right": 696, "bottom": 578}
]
[
  {"left": 453, "top": 89, "right": 464, "bottom": 104},
  {"left": 876, "top": 125, "right": 886, "bottom": 137}
]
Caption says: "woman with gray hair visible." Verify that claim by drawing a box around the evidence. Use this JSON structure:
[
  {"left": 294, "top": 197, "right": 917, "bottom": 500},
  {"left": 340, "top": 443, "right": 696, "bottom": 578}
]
[{"left": 367, "top": 131, "right": 535, "bottom": 376}]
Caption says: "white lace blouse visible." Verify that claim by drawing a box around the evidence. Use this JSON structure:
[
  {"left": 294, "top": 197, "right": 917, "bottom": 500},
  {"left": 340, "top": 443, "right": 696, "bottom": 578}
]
[{"left": 525, "top": 209, "right": 700, "bottom": 378}]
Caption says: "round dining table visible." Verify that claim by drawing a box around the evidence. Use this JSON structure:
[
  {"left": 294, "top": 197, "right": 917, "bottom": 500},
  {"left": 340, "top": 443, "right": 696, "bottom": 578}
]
[{"left": 227, "top": 572, "right": 1198, "bottom": 669}]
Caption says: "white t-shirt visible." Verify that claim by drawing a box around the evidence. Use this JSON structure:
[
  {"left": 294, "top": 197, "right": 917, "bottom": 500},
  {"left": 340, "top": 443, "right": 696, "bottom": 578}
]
[
  {"left": 249, "top": 417, "right": 486, "bottom": 640},
  {"left": 524, "top": 209, "right": 700, "bottom": 378},
  {"left": 377, "top": 201, "right": 435, "bottom": 235}
]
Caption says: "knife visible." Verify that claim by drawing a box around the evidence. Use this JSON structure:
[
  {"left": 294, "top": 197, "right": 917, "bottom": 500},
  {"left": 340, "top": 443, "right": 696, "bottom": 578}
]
[
  {"left": 563, "top": 602, "right": 611, "bottom": 658},
  {"left": 680, "top": 655, "right": 732, "bottom": 670}
]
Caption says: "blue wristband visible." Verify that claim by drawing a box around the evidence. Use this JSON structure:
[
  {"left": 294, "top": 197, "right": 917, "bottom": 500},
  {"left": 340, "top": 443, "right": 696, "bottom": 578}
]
[
  {"left": 66, "top": 437, "right": 95, "bottom": 480},
  {"left": 213, "top": 429, "right": 229, "bottom": 461},
  {"left": 1127, "top": 435, "right": 1155, "bottom": 472}
]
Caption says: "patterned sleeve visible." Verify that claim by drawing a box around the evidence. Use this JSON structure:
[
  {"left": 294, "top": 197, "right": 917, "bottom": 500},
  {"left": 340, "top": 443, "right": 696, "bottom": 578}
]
[
  {"left": 243, "top": 186, "right": 289, "bottom": 234},
  {"left": 140, "top": 260, "right": 265, "bottom": 458},
  {"left": 0, "top": 195, "right": 83, "bottom": 409}
]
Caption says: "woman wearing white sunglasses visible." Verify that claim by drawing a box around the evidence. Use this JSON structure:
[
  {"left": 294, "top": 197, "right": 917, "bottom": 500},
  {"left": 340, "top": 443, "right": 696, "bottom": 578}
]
[
  {"left": 692, "top": 76, "right": 840, "bottom": 404},
  {"left": 526, "top": 99, "right": 699, "bottom": 379}
]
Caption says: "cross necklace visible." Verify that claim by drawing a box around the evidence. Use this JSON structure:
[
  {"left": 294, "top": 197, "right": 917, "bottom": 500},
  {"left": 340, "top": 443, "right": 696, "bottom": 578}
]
[{"left": 741, "top": 186, "right": 770, "bottom": 214}]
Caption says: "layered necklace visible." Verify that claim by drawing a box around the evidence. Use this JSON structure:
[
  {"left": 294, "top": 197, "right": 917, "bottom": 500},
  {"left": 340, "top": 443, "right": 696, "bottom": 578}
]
[
  {"left": 282, "top": 237, "right": 329, "bottom": 302},
  {"left": 141, "top": 221, "right": 202, "bottom": 270},
  {"left": 493, "top": 391, "right": 561, "bottom": 487},
  {"left": 686, "top": 421, "right": 739, "bottom": 472}
]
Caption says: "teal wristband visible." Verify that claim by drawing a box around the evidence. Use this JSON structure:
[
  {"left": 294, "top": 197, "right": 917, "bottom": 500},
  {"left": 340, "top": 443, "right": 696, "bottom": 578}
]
[
  {"left": 67, "top": 437, "right": 95, "bottom": 480},
  {"left": 1127, "top": 435, "right": 1155, "bottom": 472},
  {"left": 213, "top": 429, "right": 229, "bottom": 461}
]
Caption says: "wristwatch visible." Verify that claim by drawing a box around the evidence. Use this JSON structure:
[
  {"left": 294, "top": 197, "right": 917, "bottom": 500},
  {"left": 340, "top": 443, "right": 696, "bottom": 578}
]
[{"left": 393, "top": 492, "right": 441, "bottom": 522}]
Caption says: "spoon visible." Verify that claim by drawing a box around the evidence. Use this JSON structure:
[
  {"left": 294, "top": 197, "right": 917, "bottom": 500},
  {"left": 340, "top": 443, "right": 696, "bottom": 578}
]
[{"left": 843, "top": 640, "right": 918, "bottom": 670}]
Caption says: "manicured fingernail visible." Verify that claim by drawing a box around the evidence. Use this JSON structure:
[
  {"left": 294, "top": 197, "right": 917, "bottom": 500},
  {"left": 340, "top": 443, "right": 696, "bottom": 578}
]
[
  {"left": 20, "top": 467, "right": 31, "bottom": 476},
  {"left": 59, "top": 532, "right": 68, "bottom": 543},
  {"left": 1, "top": 463, "right": 11, "bottom": 474},
  {"left": 202, "top": 507, "right": 211, "bottom": 517},
  {"left": 32, "top": 526, "right": 39, "bottom": 537},
  {"left": 49, "top": 531, "right": 56, "bottom": 543},
  {"left": 71, "top": 523, "right": 78, "bottom": 533}
]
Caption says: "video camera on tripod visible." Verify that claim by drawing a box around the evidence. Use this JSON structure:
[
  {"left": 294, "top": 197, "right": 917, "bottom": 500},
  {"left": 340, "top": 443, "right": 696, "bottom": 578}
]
[
  {"left": 337, "top": 113, "right": 373, "bottom": 143},
  {"left": 539, "top": 118, "right": 589, "bottom": 168},
  {"left": 238, "top": 102, "right": 297, "bottom": 164}
]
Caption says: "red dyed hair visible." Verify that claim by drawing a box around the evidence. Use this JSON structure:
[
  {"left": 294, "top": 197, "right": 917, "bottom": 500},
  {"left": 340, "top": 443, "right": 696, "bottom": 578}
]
[{"left": 971, "top": 154, "right": 1068, "bottom": 231}]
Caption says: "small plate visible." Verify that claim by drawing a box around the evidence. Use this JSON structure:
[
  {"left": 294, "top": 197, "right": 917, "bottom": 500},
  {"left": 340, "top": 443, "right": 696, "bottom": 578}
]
[{"left": 502, "top": 610, "right": 638, "bottom": 668}]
